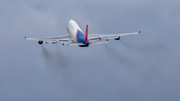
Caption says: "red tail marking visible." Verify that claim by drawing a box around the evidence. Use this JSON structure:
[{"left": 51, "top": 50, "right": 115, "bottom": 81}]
[
  {"left": 84, "top": 24, "right": 88, "bottom": 41},
  {"left": 138, "top": 30, "right": 141, "bottom": 34}
]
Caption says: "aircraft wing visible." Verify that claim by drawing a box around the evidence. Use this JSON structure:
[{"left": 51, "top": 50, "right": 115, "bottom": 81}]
[
  {"left": 25, "top": 35, "right": 72, "bottom": 43},
  {"left": 88, "top": 31, "right": 141, "bottom": 40}
]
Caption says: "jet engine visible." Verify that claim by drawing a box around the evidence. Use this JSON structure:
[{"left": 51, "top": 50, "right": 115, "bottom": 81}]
[
  {"left": 38, "top": 40, "right": 43, "bottom": 44},
  {"left": 114, "top": 37, "right": 120, "bottom": 40}
]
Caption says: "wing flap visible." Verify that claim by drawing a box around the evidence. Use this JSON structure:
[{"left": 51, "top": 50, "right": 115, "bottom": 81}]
[
  {"left": 89, "top": 37, "right": 101, "bottom": 41},
  {"left": 59, "top": 39, "right": 73, "bottom": 43}
]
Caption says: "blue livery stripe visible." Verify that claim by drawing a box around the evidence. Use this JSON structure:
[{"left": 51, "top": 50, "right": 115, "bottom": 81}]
[{"left": 76, "top": 29, "right": 89, "bottom": 45}]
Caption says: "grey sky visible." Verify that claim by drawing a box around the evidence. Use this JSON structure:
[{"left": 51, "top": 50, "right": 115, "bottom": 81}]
[{"left": 0, "top": 0, "right": 180, "bottom": 101}]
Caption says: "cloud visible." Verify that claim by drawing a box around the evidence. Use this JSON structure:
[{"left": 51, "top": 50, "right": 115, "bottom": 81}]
[{"left": 0, "top": 0, "right": 180, "bottom": 101}]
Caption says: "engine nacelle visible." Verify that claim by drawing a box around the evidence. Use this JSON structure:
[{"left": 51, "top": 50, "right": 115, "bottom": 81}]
[
  {"left": 52, "top": 41, "right": 57, "bottom": 44},
  {"left": 38, "top": 40, "right": 43, "bottom": 44},
  {"left": 114, "top": 37, "right": 120, "bottom": 40}
]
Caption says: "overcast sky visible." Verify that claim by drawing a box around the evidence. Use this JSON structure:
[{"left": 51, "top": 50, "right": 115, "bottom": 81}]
[{"left": 0, "top": 0, "right": 180, "bottom": 101}]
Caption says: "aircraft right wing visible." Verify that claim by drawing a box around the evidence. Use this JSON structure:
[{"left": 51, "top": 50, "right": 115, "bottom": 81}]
[{"left": 88, "top": 31, "right": 141, "bottom": 40}]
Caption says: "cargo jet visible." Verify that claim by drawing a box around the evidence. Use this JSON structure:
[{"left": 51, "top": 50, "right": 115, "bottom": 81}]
[{"left": 25, "top": 20, "right": 141, "bottom": 47}]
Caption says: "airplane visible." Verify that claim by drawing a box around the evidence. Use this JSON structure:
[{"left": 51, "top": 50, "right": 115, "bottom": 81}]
[{"left": 25, "top": 20, "right": 141, "bottom": 47}]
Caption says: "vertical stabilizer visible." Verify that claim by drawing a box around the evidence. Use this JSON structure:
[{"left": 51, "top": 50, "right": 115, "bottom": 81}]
[{"left": 84, "top": 24, "right": 88, "bottom": 41}]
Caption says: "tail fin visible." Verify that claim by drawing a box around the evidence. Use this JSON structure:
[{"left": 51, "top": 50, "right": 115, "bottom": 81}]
[{"left": 84, "top": 24, "right": 88, "bottom": 41}]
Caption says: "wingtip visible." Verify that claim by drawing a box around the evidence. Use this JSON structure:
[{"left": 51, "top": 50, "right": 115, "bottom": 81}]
[{"left": 138, "top": 30, "right": 141, "bottom": 34}]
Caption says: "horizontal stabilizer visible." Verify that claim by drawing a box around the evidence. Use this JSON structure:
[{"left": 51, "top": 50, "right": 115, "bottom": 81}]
[
  {"left": 68, "top": 41, "right": 108, "bottom": 46},
  {"left": 90, "top": 41, "right": 108, "bottom": 45},
  {"left": 68, "top": 43, "right": 85, "bottom": 45}
]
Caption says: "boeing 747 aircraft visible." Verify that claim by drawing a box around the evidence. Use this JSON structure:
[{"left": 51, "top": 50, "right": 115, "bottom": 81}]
[{"left": 25, "top": 20, "right": 141, "bottom": 47}]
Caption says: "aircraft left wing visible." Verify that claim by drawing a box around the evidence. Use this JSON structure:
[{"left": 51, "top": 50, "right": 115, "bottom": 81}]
[
  {"left": 88, "top": 31, "right": 141, "bottom": 40},
  {"left": 25, "top": 35, "right": 72, "bottom": 43}
]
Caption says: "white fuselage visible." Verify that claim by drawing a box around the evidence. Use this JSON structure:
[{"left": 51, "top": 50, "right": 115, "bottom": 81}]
[{"left": 67, "top": 20, "right": 84, "bottom": 43}]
